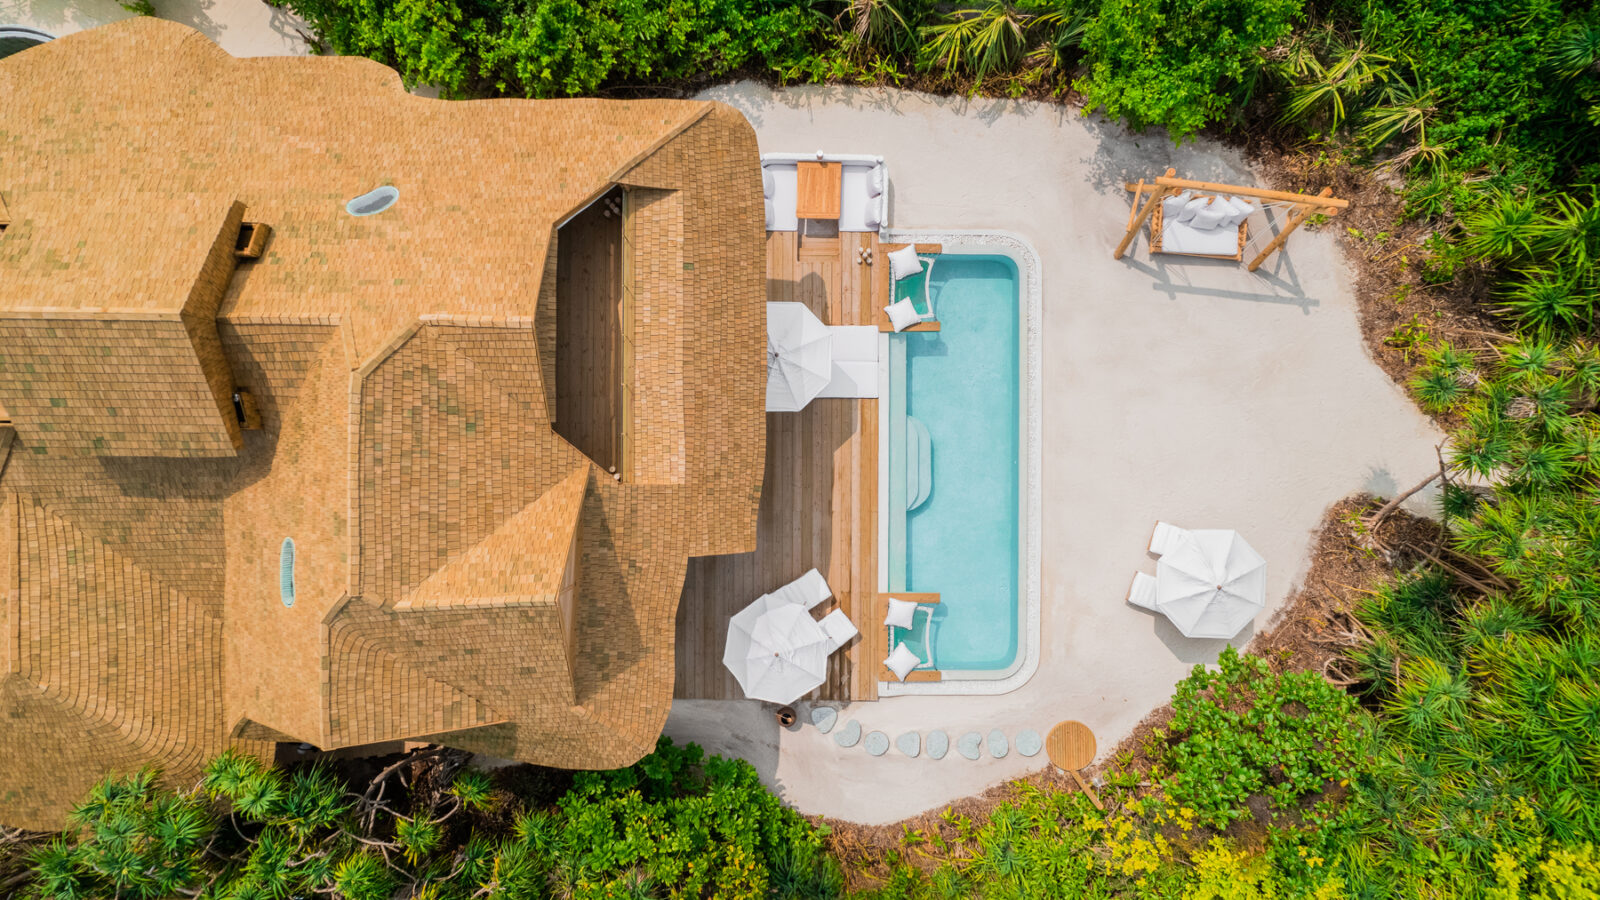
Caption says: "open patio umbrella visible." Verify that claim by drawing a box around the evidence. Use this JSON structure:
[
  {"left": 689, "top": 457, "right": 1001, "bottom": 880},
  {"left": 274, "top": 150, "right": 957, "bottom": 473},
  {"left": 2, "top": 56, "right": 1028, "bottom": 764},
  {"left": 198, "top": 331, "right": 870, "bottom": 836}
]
[
  {"left": 1155, "top": 529, "right": 1267, "bottom": 639},
  {"left": 766, "top": 301, "right": 832, "bottom": 412},
  {"left": 723, "top": 594, "right": 830, "bottom": 703}
]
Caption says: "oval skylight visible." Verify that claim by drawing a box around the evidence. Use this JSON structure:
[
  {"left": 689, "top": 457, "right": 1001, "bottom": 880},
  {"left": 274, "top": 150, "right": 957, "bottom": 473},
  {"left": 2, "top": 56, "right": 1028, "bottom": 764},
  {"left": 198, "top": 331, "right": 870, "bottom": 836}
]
[
  {"left": 279, "top": 538, "right": 297, "bottom": 607},
  {"left": 0, "top": 26, "right": 54, "bottom": 61},
  {"left": 346, "top": 185, "right": 399, "bottom": 217}
]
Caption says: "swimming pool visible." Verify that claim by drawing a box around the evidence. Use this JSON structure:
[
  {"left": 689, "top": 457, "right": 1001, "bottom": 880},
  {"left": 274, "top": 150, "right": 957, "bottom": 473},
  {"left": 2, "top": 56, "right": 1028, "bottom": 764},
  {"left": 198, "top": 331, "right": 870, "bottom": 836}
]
[{"left": 884, "top": 253, "right": 1023, "bottom": 676}]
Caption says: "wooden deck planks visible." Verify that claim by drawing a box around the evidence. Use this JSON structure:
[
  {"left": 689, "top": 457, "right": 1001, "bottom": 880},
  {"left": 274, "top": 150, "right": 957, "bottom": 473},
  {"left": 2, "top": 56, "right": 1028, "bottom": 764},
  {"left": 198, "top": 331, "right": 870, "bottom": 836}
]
[{"left": 673, "top": 229, "right": 882, "bottom": 701}]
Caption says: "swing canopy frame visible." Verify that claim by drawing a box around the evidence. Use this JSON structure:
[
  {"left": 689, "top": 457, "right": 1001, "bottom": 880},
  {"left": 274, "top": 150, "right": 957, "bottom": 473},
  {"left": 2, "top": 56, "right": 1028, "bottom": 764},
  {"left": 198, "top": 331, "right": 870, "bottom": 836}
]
[{"left": 1115, "top": 169, "right": 1349, "bottom": 271}]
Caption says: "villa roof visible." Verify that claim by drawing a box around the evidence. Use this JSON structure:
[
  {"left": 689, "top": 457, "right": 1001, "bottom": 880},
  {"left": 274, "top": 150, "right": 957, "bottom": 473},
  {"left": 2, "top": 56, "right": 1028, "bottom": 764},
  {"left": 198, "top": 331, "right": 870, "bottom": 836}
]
[{"left": 0, "top": 18, "right": 765, "bottom": 828}]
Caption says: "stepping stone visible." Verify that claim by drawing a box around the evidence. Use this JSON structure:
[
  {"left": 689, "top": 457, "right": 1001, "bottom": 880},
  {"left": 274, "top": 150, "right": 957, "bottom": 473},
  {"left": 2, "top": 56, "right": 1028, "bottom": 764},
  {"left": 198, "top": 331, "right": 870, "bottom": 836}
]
[
  {"left": 957, "top": 731, "right": 983, "bottom": 760},
  {"left": 811, "top": 707, "right": 838, "bottom": 734},
  {"left": 864, "top": 731, "right": 890, "bottom": 756},
  {"left": 896, "top": 732, "right": 921, "bottom": 758},
  {"left": 988, "top": 729, "right": 1009, "bottom": 758},
  {"left": 834, "top": 719, "right": 862, "bottom": 748},
  {"left": 927, "top": 730, "right": 949, "bottom": 760},
  {"left": 1016, "top": 729, "right": 1043, "bottom": 757}
]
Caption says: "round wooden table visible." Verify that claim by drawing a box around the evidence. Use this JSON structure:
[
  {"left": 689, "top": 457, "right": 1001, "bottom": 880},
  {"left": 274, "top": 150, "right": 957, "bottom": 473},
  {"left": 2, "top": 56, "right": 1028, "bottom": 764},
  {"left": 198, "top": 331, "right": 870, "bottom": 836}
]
[{"left": 1046, "top": 721, "right": 1102, "bottom": 809}]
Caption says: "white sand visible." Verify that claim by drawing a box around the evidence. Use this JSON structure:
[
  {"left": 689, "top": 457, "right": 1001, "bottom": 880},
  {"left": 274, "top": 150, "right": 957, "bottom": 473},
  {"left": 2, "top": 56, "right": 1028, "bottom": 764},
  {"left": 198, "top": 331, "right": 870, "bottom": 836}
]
[
  {"left": 666, "top": 82, "right": 1445, "bottom": 825},
  {"left": 3, "top": 0, "right": 308, "bottom": 56}
]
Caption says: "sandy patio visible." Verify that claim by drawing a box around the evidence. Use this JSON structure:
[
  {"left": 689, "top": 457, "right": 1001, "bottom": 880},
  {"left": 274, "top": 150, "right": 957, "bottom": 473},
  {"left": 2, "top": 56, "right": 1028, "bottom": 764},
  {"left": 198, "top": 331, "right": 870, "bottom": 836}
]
[{"left": 664, "top": 82, "right": 1445, "bottom": 825}]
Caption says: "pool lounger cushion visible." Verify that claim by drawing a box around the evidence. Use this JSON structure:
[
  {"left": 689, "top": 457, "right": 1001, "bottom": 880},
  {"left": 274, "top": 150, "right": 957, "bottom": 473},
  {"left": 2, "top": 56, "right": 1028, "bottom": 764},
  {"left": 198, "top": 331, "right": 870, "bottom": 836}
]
[
  {"left": 888, "top": 244, "right": 924, "bottom": 281},
  {"left": 884, "top": 596, "right": 918, "bottom": 629},
  {"left": 883, "top": 298, "right": 920, "bottom": 332},
  {"left": 884, "top": 642, "right": 921, "bottom": 681}
]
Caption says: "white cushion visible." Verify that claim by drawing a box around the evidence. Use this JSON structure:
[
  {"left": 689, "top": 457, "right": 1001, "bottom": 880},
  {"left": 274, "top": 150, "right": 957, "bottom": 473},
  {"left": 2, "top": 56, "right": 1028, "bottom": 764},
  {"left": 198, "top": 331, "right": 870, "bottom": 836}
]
[
  {"left": 763, "top": 197, "right": 774, "bottom": 230},
  {"left": 888, "top": 244, "right": 923, "bottom": 282},
  {"left": 1188, "top": 199, "right": 1228, "bottom": 231},
  {"left": 1215, "top": 196, "right": 1251, "bottom": 229},
  {"left": 762, "top": 167, "right": 774, "bottom": 199},
  {"left": 883, "top": 299, "right": 920, "bottom": 333},
  {"left": 884, "top": 642, "right": 921, "bottom": 681},
  {"left": 884, "top": 596, "right": 917, "bottom": 629},
  {"left": 1176, "top": 196, "right": 1207, "bottom": 224},
  {"left": 1160, "top": 189, "right": 1193, "bottom": 219},
  {"left": 868, "top": 165, "right": 885, "bottom": 198},
  {"left": 1163, "top": 220, "right": 1242, "bottom": 255},
  {"left": 863, "top": 198, "right": 882, "bottom": 230}
]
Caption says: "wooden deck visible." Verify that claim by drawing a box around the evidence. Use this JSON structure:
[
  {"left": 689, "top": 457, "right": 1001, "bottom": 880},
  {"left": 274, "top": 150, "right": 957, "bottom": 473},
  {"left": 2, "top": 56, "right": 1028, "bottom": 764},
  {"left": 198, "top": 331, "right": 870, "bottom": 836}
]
[
  {"left": 674, "top": 229, "right": 885, "bottom": 702},
  {"left": 553, "top": 191, "right": 623, "bottom": 475}
]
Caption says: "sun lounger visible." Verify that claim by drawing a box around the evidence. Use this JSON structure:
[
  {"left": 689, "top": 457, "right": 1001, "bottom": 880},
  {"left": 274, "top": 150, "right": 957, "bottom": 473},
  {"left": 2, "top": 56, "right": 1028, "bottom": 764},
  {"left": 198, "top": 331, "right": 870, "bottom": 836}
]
[
  {"left": 1126, "top": 572, "right": 1159, "bottom": 611},
  {"left": 816, "top": 325, "right": 880, "bottom": 399},
  {"left": 837, "top": 161, "right": 886, "bottom": 233},
  {"left": 772, "top": 567, "right": 832, "bottom": 609},
  {"left": 819, "top": 609, "right": 860, "bottom": 652},
  {"left": 1149, "top": 521, "right": 1182, "bottom": 556}
]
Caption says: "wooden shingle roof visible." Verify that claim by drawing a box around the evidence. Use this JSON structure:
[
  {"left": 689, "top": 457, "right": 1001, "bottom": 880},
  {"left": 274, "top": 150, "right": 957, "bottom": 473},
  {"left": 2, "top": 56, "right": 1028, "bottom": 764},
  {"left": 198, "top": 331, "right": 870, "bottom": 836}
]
[{"left": 0, "top": 18, "right": 764, "bottom": 828}]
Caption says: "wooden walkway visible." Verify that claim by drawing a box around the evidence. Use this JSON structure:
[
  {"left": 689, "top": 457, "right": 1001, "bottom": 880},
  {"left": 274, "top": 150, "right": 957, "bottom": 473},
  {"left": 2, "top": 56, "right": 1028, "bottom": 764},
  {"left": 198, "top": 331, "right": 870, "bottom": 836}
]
[{"left": 674, "top": 230, "right": 885, "bottom": 702}]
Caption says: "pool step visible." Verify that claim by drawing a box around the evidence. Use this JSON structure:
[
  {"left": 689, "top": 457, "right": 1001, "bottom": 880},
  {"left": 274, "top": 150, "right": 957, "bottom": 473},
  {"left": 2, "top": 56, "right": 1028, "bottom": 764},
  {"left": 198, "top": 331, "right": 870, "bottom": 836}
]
[{"left": 906, "top": 415, "right": 932, "bottom": 512}]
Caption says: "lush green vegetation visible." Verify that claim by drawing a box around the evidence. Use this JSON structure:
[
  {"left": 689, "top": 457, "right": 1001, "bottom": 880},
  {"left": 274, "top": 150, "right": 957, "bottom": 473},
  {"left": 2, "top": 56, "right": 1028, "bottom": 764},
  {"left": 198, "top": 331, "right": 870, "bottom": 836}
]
[{"left": 9, "top": 739, "right": 839, "bottom": 900}]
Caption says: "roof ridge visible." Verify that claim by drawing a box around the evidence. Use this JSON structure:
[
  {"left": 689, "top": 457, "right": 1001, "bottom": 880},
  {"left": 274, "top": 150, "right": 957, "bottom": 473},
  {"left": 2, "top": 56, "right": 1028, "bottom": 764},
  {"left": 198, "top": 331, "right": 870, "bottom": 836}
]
[{"left": 396, "top": 463, "right": 589, "bottom": 611}]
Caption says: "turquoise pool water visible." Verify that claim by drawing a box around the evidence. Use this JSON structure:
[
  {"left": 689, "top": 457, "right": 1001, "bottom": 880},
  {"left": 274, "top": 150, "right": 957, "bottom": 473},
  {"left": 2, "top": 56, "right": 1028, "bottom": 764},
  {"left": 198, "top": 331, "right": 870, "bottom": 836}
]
[{"left": 887, "top": 254, "right": 1021, "bottom": 672}]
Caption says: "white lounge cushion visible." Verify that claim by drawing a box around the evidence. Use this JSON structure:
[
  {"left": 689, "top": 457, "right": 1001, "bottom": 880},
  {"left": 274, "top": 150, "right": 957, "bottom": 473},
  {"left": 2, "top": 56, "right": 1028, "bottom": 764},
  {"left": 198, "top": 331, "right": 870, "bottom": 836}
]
[
  {"left": 1163, "top": 220, "right": 1241, "bottom": 256},
  {"left": 830, "top": 325, "right": 879, "bottom": 362},
  {"left": 868, "top": 164, "right": 885, "bottom": 198},
  {"left": 1127, "top": 571, "right": 1159, "bottom": 611},
  {"left": 816, "top": 360, "right": 879, "bottom": 399},
  {"left": 838, "top": 163, "right": 874, "bottom": 233},
  {"left": 863, "top": 197, "right": 882, "bottom": 230},
  {"left": 884, "top": 596, "right": 918, "bottom": 629},
  {"left": 888, "top": 244, "right": 923, "bottom": 282},
  {"left": 883, "top": 299, "right": 920, "bottom": 333},
  {"left": 1149, "top": 520, "right": 1183, "bottom": 555},
  {"left": 1177, "top": 196, "right": 1208, "bottom": 225},
  {"left": 820, "top": 609, "right": 860, "bottom": 652},
  {"left": 884, "top": 642, "right": 921, "bottom": 681},
  {"left": 1188, "top": 199, "right": 1228, "bottom": 230},
  {"left": 765, "top": 163, "right": 798, "bottom": 232},
  {"left": 762, "top": 167, "right": 774, "bottom": 199}
]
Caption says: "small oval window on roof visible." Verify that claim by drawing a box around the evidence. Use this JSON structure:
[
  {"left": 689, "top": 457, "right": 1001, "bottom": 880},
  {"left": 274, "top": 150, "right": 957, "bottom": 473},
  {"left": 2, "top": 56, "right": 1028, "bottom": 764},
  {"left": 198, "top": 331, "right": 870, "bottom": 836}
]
[
  {"left": 0, "top": 26, "right": 53, "bottom": 61},
  {"left": 279, "top": 538, "right": 296, "bottom": 607},
  {"left": 346, "top": 186, "right": 399, "bottom": 217}
]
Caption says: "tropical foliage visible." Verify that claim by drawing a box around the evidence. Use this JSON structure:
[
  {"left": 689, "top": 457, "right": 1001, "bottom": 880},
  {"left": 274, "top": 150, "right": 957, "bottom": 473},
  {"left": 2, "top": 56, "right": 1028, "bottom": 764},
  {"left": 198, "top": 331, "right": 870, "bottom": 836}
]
[{"left": 10, "top": 738, "right": 840, "bottom": 900}]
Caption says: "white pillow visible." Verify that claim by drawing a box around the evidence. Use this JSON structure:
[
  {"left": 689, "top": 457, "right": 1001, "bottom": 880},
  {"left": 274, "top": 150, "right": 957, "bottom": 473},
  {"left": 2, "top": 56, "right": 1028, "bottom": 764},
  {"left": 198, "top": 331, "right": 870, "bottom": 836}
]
[
  {"left": 1214, "top": 196, "right": 1250, "bottom": 229},
  {"left": 864, "top": 197, "right": 882, "bottom": 230},
  {"left": 1230, "top": 197, "right": 1260, "bottom": 223},
  {"left": 1160, "top": 189, "right": 1193, "bottom": 219},
  {"left": 1177, "top": 196, "right": 1209, "bottom": 225},
  {"left": 884, "top": 597, "right": 917, "bottom": 629},
  {"left": 762, "top": 167, "right": 774, "bottom": 199},
  {"left": 883, "top": 299, "right": 920, "bottom": 332},
  {"left": 1189, "top": 199, "right": 1227, "bottom": 231},
  {"left": 884, "top": 642, "right": 921, "bottom": 681},
  {"left": 764, "top": 197, "right": 774, "bottom": 229},
  {"left": 888, "top": 244, "right": 923, "bottom": 282},
  {"left": 868, "top": 165, "right": 885, "bottom": 198}
]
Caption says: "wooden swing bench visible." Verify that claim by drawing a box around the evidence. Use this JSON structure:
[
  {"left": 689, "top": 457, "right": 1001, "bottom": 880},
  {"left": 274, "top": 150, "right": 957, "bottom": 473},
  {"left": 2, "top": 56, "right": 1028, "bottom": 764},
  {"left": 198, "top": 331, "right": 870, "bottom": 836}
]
[{"left": 1116, "top": 169, "right": 1349, "bottom": 271}]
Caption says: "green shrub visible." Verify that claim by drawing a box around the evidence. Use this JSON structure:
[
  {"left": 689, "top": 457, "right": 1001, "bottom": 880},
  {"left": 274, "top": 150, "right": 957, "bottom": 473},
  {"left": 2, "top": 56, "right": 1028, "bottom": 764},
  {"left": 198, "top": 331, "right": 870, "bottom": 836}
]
[{"left": 1075, "top": 0, "right": 1302, "bottom": 139}]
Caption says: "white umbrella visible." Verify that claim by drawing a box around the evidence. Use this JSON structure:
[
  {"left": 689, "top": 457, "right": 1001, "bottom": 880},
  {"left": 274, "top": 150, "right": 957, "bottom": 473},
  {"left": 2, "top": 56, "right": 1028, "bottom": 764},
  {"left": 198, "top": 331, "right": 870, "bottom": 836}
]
[
  {"left": 1155, "top": 529, "right": 1267, "bottom": 639},
  {"left": 723, "top": 594, "right": 830, "bottom": 703},
  {"left": 766, "top": 301, "right": 832, "bottom": 412}
]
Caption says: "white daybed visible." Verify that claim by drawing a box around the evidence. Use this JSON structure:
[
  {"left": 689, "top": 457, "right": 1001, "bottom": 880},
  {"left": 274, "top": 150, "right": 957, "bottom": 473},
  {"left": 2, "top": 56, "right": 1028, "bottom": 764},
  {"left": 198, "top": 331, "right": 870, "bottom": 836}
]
[
  {"left": 815, "top": 325, "right": 879, "bottom": 399},
  {"left": 761, "top": 153, "right": 887, "bottom": 233}
]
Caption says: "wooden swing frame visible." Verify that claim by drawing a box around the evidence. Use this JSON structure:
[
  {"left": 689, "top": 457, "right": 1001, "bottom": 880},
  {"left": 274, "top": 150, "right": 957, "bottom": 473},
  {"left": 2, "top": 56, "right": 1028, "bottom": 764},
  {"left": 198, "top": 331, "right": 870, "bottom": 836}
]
[{"left": 1115, "top": 168, "right": 1350, "bottom": 272}]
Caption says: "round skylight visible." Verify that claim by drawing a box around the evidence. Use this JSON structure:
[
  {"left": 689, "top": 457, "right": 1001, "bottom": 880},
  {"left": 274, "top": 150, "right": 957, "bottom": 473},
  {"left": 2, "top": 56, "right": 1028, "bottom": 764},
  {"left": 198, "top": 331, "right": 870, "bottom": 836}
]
[
  {"left": 279, "top": 538, "right": 297, "bottom": 607},
  {"left": 0, "top": 26, "right": 53, "bottom": 61},
  {"left": 346, "top": 185, "right": 399, "bottom": 217}
]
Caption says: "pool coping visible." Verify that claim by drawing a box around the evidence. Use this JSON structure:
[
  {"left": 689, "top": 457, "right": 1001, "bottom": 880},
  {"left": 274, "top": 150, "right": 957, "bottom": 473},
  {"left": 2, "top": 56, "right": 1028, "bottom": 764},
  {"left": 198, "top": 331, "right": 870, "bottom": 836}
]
[{"left": 877, "top": 228, "right": 1042, "bottom": 697}]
